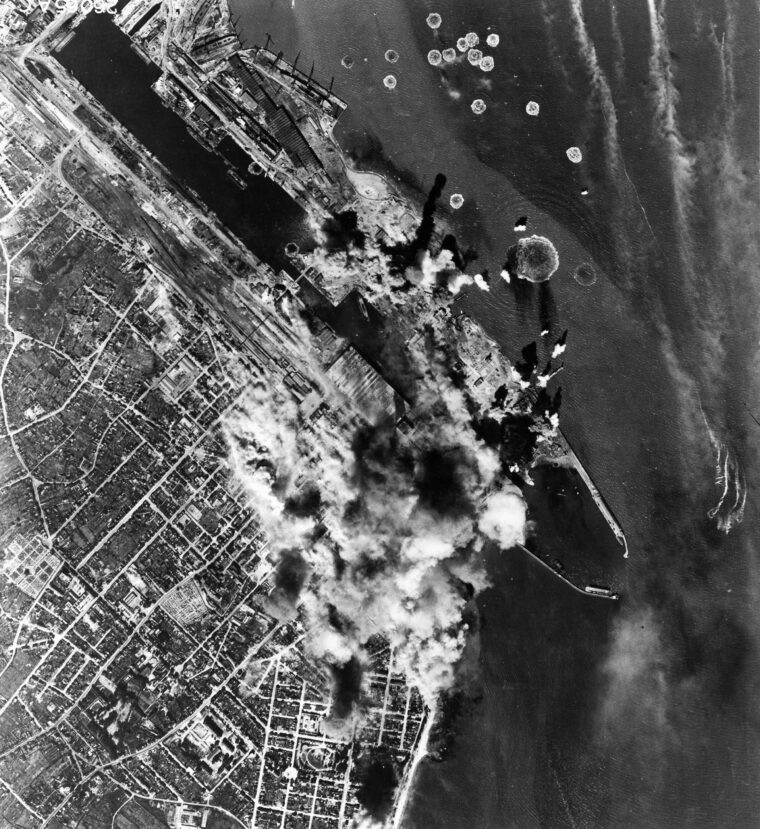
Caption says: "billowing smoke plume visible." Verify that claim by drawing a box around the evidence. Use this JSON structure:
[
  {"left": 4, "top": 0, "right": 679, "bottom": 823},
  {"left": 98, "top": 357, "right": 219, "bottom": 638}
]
[
  {"left": 302, "top": 174, "right": 488, "bottom": 308},
  {"left": 217, "top": 157, "right": 572, "bottom": 740},
  {"left": 224, "top": 317, "right": 527, "bottom": 711}
]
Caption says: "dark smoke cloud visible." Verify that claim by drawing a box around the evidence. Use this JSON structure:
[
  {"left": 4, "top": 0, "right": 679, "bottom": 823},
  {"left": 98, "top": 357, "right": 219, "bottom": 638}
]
[
  {"left": 330, "top": 655, "right": 364, "bottom": 721},
  {"left": 223, "top": 303, "right": 531, "bottom": 707},
  {"left": 354, "top": 745, "right": 399, "bottom": 822},
  {"left": 321, "top": 210, "right": 366, "bottom": 253},
  {"left": 385, "top": 173, "right": 447, "bottom": 273},
  {"left": 221, "top": 167, "right": 571, "bottom": 725}
]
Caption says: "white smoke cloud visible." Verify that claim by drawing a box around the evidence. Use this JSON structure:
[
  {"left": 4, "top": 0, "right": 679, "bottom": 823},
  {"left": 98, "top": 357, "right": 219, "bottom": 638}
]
[
  {"left": 147, "top": 281, "right": 183, "bottom": 351},
  {"left": 301, "top": 204, "right": 488, "bottom": 308},
  {"left": 224, "top": 375, "right": 301, "bottom": 540},
  {"left": 218, "top": 169, "right": 562, "bottom": 722},
  {"left": 222, "top": 313, "right": 528, "bottom": 708},
  {"left": 478, "top": 487, "right": 526, "bottom": 549},
  {"left": 349, "top": 812, "right": 385, "bottom": 829},
  {"left": 473, "top": 273, "right": 490, "bottom": 291},
  {"left": 596, "top": 607, "right": 671, "bottom": 792}
]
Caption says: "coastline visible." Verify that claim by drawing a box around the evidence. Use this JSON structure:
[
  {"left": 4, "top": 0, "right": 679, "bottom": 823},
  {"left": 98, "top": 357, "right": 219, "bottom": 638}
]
[
  {"left": 4, "top": 0, "right": 759, "bottom": 827},
  {"left": 228, "top": 2, "right": 760, "bottom": 826},
  {"left": 391, "top": 701, "right": 437, "bottom": 829}
]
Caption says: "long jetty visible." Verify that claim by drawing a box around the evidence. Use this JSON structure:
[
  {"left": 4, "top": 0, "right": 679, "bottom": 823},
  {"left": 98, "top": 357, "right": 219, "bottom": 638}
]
[{"left": 561, "top": 437, "right": 629, "bottom": 559}]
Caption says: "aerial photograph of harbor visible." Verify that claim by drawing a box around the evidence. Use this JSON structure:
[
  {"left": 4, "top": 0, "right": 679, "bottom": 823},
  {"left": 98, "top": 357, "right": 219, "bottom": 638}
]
[{"left": 0, "top": 0, "right": 756, "bottom": 827}]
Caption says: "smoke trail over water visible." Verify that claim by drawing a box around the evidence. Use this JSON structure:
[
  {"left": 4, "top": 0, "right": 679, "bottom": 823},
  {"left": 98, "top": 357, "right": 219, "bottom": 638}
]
[
  {"left": 567, "top": 0, "right": 623, "bottom": 177},
  {"left": 566, "top": 0, "right": 650, "bottom": 272},
  {"left": 225, "top": 0, "right": 760, "bottom": 823},
  {"left": 645, "top": 0, "right": 696, "bottom": 278},
  {"left": 608, "top": 1, "right": 625, "bottom": 85},
  {"left": 716, "top": 2, "right": 737, "bottom": 136},
  {"left": 563, "top": 0, "right": 760, "bottom": 820},
  {"left": 538, "top": 0, "right": 572, "bottom": 93}
]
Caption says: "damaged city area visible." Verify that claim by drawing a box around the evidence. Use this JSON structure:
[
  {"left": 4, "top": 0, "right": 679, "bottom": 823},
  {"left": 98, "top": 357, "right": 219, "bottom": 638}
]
[{"left": 0, "top": 1, "right": 621, "bottom": 827}]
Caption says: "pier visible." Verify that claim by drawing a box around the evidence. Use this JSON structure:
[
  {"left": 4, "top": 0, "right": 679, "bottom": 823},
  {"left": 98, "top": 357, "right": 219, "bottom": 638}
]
[
  {"left": 563, "top": 439, "right": 629, "bottom": 558},
  {"left": 516, "top": 544, "right": 620, "bottom": 601}
]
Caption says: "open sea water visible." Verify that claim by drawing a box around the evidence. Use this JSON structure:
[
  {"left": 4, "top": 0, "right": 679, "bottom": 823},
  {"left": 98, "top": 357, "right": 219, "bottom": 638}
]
[{"left": 233, "top": 0, "right": 760, "bottom": 826}]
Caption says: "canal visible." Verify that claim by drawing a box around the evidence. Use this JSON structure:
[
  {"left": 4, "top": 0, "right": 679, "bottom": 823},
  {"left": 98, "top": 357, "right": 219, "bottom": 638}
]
[{"left": 55, "top": 12, "right": 312, "bottom": 275}]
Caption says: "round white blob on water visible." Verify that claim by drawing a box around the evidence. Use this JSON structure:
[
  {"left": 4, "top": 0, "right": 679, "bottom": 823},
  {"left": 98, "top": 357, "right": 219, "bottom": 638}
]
[
  {"left": 426, "top": 12, "right": 442, "bottom": 29},
  {"left": 471, "top": 98, "right": 487, "bottom": 114},
  {"left": 479, "top": 55, "right": 494, "bottom": 72},
  {"left": 465, "top": 32, "right": 479, "bottom": 47},
  {"left": 442, "top": 47, "right": 457, "bottom": 63},
  {"left": 456, "top": 37, "right": 468, "bottom": 52},
  {"left": 383, "top": 74, "right": 397, "bottom": 90},
  {"left": 486, "top": 33, "right": 500, "bottom": 47},
  {"left": 427, "top": 49, "right": 442, "bottom": 66},
  {"left": 566, "top": 146, "right": 583, "bottom": 163},
  {"left": 384, "top": 49, "right": 399, "bottom": 64},
  {"left": 467, "top": 48, "right": 483, "bottom": 65},
  {"left": 525, "top": 100, "right": 540, "bottom": 116},
  {"left": 450, "top": 193, "right": 464, "bottom": 209}
]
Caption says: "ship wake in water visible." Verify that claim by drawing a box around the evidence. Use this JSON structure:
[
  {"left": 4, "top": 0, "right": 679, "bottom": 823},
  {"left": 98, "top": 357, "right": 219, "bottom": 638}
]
[
  {"left": 707, "top": 434, "right": 747, "bottom": 534},
  {"left": 701, "top": 398, "right": 747, "bottom": 534}
]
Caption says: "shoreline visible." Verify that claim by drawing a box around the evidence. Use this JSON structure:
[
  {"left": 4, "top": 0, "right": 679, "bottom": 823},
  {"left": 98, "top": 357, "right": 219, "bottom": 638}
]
[{"left": 390, "top": 701, "right": 437, "bottom": 829}]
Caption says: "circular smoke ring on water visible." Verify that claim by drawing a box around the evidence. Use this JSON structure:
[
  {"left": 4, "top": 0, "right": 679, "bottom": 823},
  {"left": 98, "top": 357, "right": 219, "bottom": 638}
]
[
  {"left": 506, "top": 235, "right": 560, "bottom": 283},
  {"left": 573, "top": 261, "right": 596, "bottom": 286},
  {"left": 467, "top": 48, "right": 483, "bottom": 66}
]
